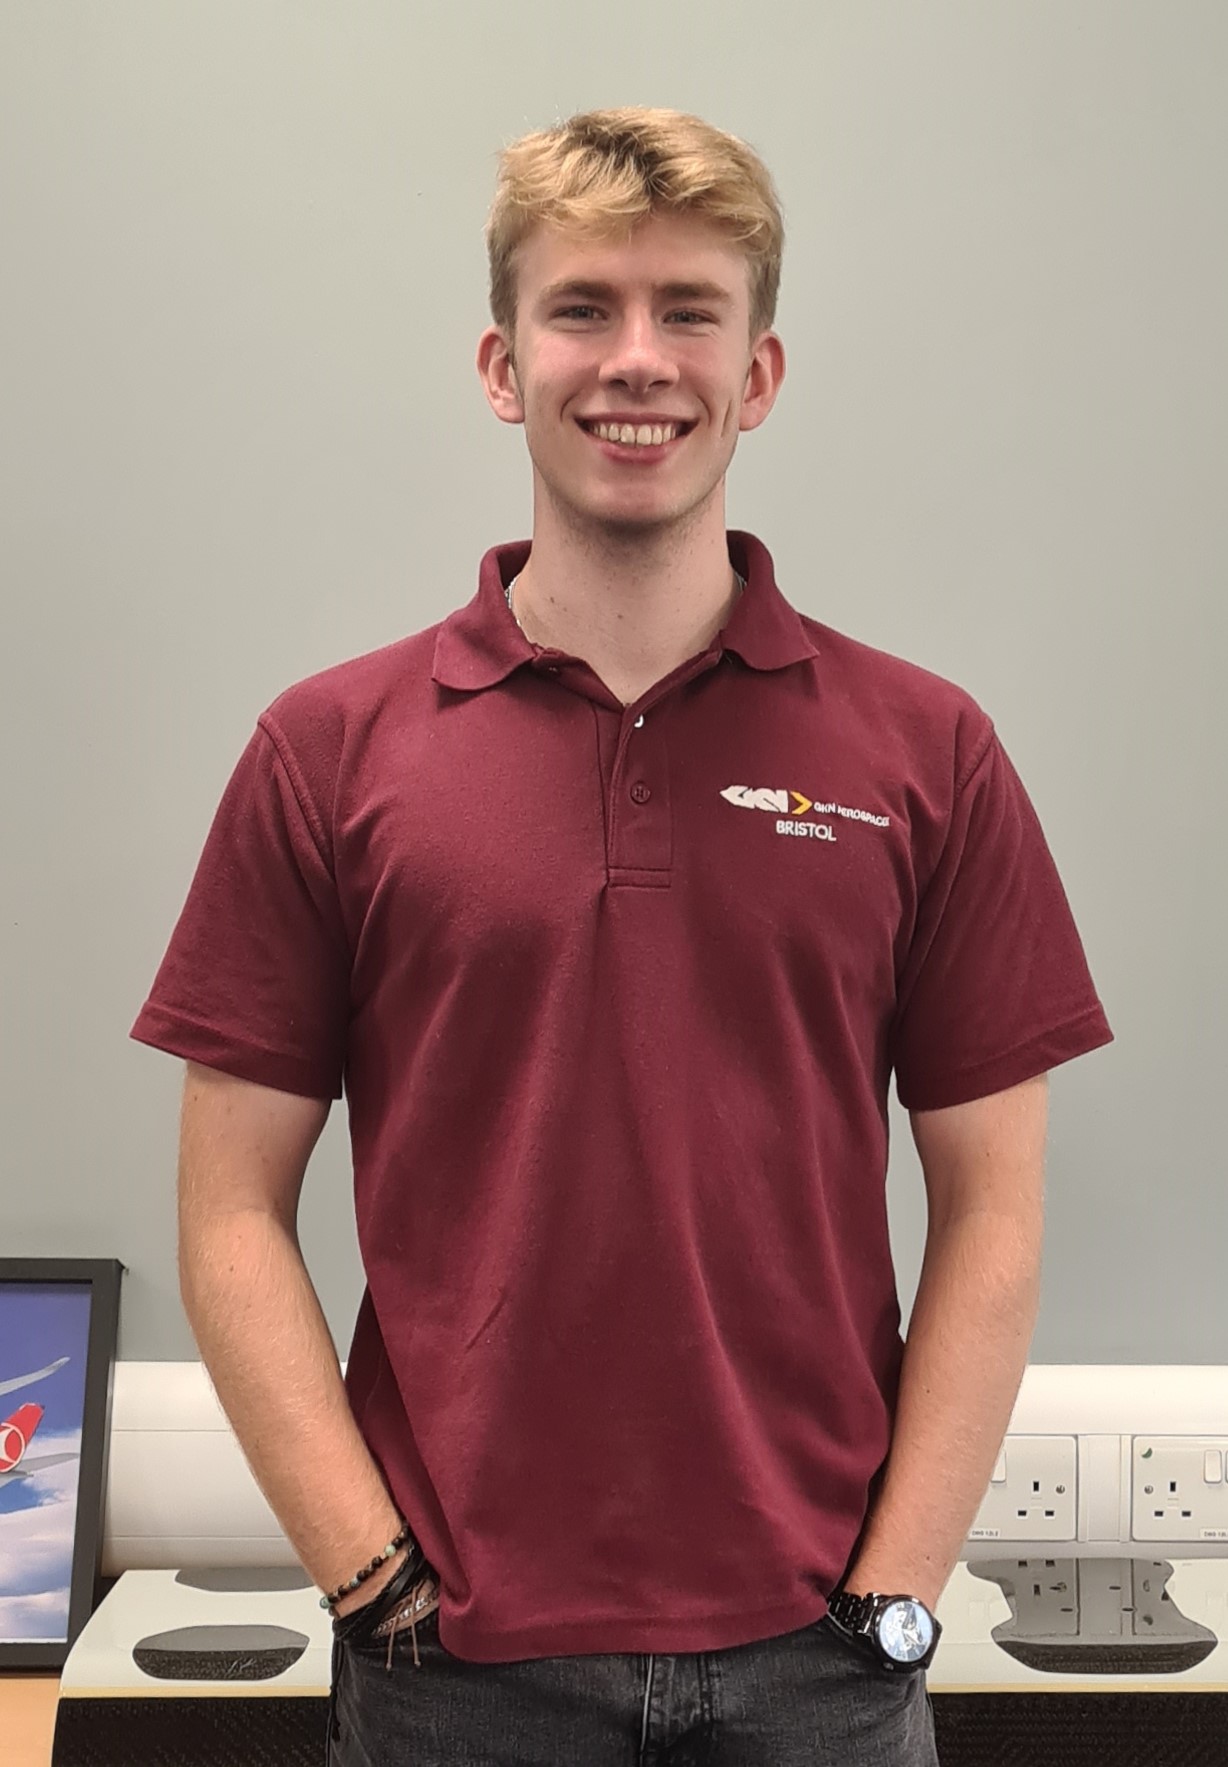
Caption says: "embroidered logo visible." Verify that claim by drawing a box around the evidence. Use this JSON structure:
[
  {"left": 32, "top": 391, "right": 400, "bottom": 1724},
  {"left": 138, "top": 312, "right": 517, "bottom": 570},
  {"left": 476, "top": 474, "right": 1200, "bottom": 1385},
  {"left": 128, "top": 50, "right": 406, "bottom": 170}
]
[{"left": 719, "top": 785, "right": 890, "bottom": 843}]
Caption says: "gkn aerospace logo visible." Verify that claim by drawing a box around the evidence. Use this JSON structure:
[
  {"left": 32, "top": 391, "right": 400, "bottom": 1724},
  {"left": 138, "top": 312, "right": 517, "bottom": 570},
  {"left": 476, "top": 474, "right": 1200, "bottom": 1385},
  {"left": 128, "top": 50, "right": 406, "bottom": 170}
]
[{"left": 719, "top": 785, "right": 891, "bottom": 842}]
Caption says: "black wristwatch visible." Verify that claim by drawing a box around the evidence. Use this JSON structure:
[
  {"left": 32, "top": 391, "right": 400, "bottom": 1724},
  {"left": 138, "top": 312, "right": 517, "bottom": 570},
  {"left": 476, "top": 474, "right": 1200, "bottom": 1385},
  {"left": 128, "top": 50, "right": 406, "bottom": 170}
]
[{"left": 825, "top": 1589, "right": 942, "bottom": 1673}]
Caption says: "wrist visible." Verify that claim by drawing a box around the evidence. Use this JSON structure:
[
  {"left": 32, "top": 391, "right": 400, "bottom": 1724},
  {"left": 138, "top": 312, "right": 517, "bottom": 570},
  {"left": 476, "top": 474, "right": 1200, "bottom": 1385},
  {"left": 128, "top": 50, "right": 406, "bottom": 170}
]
[
  {"left": 317, "top": 1513, "right": 414, "bottom": 1615},
  {"left": 329, "top": 1542, "right": 410, "bottom": 1620},
  {"left": 841, "top": 1562, "right": 943, "bottom": 1612}
]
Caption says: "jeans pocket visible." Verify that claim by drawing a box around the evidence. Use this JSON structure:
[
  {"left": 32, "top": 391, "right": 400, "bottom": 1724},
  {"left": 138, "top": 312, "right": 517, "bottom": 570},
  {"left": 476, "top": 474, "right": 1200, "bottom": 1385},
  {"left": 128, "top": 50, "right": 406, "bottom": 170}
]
[{"left": 817, "top": 1614, "right": 916, "bottom": 1686}]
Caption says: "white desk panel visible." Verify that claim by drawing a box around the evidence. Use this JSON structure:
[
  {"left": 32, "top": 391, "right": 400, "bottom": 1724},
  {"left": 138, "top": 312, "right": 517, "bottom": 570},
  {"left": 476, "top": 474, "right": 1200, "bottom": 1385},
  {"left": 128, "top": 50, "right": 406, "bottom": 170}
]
[{"left": 59, "top": 1570, "right": 331, "bottom": 1699}]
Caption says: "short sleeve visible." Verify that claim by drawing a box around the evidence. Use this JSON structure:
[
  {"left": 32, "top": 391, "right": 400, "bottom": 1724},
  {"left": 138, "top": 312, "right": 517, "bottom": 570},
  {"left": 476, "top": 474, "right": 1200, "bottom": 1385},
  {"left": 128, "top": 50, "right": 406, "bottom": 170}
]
[
  {"left": 130, "top": 720, "right": 350, "bottom": 1099},
  {"left": 890, "top": 729, "right": 1112, "bottom": 1111}
]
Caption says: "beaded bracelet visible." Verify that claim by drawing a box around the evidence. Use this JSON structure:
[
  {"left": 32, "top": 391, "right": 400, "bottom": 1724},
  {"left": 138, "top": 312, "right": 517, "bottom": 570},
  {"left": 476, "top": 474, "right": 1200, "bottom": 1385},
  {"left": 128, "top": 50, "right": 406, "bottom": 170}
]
[{"left": 319, "top": 1521, "right": 413, "bottom": 1611}]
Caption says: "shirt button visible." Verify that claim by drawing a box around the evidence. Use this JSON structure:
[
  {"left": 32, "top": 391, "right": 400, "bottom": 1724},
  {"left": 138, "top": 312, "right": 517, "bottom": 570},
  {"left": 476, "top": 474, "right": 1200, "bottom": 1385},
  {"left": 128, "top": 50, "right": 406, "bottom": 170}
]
[
  {"left": 630, "top": 781, "right": 652, "bottom": 805},
  {"left": 633, "top": 714, "right": 645, "bottom": 728}
]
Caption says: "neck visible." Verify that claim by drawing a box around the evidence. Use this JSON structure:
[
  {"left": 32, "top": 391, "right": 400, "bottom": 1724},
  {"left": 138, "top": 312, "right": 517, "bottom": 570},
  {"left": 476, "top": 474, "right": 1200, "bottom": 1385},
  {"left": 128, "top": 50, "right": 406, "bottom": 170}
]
[{"left": 508, "top": 505, "right": 742, "bottom": 706}]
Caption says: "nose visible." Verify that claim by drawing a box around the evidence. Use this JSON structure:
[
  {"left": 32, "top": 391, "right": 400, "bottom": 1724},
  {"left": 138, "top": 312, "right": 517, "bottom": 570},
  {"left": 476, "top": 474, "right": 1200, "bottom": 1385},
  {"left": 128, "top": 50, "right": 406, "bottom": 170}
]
[{"left": 598, "top": 307, "right": 680, "bottom": 392}]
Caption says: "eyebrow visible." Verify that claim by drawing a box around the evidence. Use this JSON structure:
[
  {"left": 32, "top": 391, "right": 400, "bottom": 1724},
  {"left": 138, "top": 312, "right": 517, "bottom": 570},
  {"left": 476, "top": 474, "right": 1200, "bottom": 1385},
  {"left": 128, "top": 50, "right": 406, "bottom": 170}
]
[{"left": 537, "top": 278, "right": 734, "bottom": 309}]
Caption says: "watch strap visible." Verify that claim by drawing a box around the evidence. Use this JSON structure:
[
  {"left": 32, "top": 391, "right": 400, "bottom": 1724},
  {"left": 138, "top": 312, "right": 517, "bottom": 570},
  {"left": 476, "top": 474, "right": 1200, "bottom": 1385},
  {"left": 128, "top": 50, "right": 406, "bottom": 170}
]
[{"left": 827, "top": 1589, "right": 879, "bottom": 1634}]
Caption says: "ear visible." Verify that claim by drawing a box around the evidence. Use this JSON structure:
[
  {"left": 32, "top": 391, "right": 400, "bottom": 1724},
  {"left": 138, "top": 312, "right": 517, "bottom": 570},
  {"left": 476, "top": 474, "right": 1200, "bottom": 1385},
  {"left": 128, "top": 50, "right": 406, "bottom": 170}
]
[
  {"left": 737, "top": 331, "right": 786, "bottom": 435},
  {"left": 476, "top": 326, "right": 525, "bottom": 426}
]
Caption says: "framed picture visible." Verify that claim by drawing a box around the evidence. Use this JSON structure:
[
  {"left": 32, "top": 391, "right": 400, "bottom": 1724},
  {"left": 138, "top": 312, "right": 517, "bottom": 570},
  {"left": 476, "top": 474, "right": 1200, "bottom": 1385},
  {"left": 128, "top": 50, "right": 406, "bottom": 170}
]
[{"left": 0, "top": 1258, "right": 122, "bottom": 1669}]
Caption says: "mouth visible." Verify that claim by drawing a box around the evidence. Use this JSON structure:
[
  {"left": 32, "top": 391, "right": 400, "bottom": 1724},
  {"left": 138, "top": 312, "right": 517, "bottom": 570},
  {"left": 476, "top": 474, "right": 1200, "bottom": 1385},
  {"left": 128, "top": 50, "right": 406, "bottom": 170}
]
[{"left": 576, "top": 418, "right": 697, "bottom": 462}]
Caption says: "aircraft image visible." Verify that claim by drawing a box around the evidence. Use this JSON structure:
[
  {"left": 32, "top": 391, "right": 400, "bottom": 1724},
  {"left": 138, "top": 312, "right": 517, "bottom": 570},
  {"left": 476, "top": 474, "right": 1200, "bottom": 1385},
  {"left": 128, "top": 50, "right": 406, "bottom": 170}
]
[{"left": 0, "top": 1357, "right": 77, "bottom": 1485}]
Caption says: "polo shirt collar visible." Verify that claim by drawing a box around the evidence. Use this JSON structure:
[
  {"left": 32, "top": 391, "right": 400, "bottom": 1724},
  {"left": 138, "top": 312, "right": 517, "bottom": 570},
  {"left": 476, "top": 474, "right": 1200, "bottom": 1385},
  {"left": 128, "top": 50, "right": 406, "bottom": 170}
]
[{"left": 432, "top": 529, "right": 818, "bottom": 692}]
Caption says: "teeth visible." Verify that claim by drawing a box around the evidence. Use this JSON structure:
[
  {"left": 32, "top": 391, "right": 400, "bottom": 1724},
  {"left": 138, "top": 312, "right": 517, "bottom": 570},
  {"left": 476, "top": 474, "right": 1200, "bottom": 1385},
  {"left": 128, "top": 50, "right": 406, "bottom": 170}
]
[{"left": 589, "top": 422, "right": 680, "bottom": 447}]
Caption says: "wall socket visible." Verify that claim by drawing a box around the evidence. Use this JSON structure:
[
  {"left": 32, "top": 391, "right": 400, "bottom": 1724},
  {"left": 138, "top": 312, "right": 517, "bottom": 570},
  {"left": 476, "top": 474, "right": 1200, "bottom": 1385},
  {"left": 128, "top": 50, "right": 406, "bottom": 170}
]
[
  {"left": 1131, "top": 1437, "right": 1228, "bottom": 1542},
  {"left": 968, "top": 1435, "right": 1077, "bottom": 1541},
  {"left": 954, "top": 1369, "right": 1228, "bottom": 1554}
]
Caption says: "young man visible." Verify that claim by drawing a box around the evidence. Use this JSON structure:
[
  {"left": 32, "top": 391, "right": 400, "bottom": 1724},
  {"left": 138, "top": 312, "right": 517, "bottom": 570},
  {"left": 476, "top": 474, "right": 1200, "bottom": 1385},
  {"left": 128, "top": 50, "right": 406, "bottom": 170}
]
[{"left": 132, "top": 108, "right": 1113, "bottom": 1764}]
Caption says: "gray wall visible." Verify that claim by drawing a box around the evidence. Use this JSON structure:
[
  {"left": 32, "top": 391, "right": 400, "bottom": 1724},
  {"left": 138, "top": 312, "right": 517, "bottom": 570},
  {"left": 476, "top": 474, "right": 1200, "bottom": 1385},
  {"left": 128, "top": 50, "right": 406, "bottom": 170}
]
[{"left": 3, "top": 3, "right": 1224, "bottom": 1361}]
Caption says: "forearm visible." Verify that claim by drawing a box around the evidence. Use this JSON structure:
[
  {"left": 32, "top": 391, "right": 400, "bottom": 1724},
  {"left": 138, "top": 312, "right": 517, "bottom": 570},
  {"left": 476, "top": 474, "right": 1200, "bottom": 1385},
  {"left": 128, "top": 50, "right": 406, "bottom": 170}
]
[
  {"left": 180, "top": 1207, "right": 405, "bottom": 1604},
  {"left": 844, "top": 1209, "right": 1042, "bottom": 1609}
]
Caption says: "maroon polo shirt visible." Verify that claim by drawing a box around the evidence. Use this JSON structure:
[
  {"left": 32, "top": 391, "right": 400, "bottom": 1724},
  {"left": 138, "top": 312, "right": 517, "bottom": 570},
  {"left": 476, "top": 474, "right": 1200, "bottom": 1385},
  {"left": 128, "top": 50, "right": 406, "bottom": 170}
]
[{"left": 131, "top": 529, "right": 1113, "bottom": 1662}]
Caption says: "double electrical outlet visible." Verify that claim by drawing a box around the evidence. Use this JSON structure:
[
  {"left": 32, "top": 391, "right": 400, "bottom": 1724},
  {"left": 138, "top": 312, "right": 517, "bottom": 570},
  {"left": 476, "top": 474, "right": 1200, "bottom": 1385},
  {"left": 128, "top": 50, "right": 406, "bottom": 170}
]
[
  {"left": 967, "top": 1430, "right": 1228, "bottom": 1546},
  {"left": 957, "top": 1368, "right": 1228, "bottom": 1548}
]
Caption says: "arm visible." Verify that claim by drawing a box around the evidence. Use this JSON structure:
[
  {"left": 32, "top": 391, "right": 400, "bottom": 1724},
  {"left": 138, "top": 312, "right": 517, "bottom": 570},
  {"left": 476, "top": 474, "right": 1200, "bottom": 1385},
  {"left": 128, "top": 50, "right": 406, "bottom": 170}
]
[
  {"left": 177, "top": 1060, "right": 407, "bottom": 1616},
  {"left": 842, "top": 1073, "right": 1048, "bottom": 1610}
]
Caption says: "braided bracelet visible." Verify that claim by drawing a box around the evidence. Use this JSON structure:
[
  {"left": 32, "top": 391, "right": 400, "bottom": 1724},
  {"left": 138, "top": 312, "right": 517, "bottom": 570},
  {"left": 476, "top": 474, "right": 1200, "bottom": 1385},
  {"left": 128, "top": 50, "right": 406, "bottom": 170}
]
[{"left": 320, "top": 1521, "right": 413, "bottom": 1611}]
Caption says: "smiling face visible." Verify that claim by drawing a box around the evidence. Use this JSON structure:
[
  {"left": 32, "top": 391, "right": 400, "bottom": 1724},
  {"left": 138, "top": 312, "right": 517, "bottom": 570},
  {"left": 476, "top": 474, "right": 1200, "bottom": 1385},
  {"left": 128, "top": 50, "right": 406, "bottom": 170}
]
[{"left": 477, "top": 211, "right": 785, "bottom": 540}]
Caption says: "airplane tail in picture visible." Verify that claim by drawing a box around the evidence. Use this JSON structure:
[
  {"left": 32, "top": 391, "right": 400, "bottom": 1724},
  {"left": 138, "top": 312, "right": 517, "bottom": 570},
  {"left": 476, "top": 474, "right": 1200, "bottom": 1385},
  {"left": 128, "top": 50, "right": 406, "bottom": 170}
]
[{"left": 0, "top": 1401, "right": 44, "bottom": 1473}]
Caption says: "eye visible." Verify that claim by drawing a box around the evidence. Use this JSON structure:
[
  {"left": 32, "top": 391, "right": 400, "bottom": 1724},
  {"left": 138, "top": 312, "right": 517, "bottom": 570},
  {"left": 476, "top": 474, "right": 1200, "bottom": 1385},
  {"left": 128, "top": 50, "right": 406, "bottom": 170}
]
[{"left": 552, "top": 307, "right": 713, "bottom": 324}]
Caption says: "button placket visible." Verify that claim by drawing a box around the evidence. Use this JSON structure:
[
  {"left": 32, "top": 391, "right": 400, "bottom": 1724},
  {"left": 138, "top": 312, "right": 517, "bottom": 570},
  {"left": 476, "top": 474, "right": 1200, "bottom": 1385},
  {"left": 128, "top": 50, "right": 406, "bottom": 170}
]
[{"left": 607, "top": 706, "right": 671, "bottom": 879}]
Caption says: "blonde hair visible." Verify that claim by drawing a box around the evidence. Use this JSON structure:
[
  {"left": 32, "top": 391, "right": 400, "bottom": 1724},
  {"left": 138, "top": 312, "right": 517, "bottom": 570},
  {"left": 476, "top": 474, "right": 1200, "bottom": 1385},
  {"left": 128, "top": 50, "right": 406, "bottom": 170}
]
[{"left": 485, "top": 107, "right": 785, "bottom": 361}]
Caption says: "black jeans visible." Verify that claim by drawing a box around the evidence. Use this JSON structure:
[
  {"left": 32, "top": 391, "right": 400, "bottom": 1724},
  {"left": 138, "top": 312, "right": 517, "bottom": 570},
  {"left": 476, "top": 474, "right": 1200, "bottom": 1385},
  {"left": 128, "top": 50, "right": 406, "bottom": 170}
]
[{"left": 327, "top": 1567, "right": 938, "bottom": 1766}]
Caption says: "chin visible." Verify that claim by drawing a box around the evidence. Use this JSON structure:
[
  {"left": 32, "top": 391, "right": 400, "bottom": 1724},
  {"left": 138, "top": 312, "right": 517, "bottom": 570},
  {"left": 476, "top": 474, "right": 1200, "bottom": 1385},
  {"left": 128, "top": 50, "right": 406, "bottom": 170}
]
[{"left": 561, "top": 478, "right": 718, "bottom": 532}]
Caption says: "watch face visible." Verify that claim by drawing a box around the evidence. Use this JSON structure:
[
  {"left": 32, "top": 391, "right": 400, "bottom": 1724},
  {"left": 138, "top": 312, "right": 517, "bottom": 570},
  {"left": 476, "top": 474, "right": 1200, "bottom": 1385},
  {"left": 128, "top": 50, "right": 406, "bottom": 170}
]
[{"left": 878, "top": 1599, "right": 935, "bottom": 1664}]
